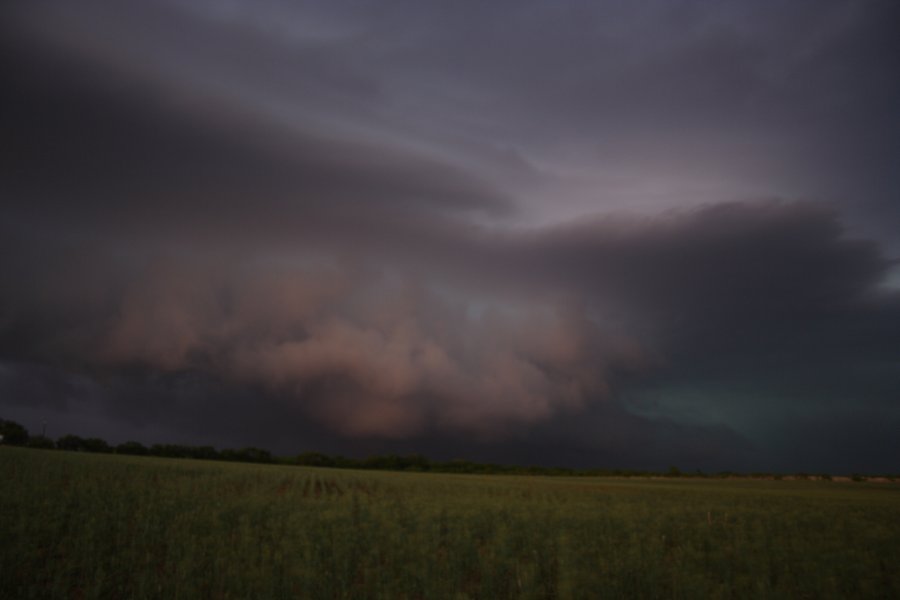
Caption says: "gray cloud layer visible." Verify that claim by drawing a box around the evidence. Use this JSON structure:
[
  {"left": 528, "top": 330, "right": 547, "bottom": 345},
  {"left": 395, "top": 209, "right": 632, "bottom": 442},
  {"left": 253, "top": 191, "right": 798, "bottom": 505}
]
[{"left": 2, "top": 0, "right": 898, "bottom": 471}]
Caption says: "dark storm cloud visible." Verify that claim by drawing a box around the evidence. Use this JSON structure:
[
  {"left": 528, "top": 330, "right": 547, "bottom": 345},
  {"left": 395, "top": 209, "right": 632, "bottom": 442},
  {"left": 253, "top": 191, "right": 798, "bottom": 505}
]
[
  {"left": 523, "top": 204, "right": 900, "bottom": 471},
  {"left": 533, "top": 202, "right": 890, "bottom": 319},
  {"left": 2, "top": 197, "right": 896, "bottom": 468},
  {"left": 0, "top": 37, "right": 511, "bottom": 245},
  {"left": 1, "top": 0, "right": 898, "bottom": 470},
  {"left": 10, "top": 0, "right": 899, "bottom": 227},
  {"left": 270, "top": 0, "right": 900, "bottom": 231},
  {"left": 0, "top": 247, "right": 640, "bottom": 438}
]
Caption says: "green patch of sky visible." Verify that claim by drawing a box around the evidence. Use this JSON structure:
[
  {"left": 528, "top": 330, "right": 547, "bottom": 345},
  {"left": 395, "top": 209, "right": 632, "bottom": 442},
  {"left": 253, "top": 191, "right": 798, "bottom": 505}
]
[{"left": 624, "top": 383, "right": 790, "bottom": 441}]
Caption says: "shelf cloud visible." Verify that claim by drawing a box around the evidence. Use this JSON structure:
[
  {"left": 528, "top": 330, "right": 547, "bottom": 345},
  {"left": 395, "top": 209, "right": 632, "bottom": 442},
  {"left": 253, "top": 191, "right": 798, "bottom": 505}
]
[{"left": 2, "top": 0, "right": 898, "bottom": 472}]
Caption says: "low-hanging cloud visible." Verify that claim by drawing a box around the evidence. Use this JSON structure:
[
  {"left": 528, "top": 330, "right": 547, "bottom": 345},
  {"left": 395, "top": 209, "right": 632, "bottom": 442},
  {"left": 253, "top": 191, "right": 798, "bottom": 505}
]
[
  {"left": 2, "top": 254, "right": 648, "bottom": 438},
  {"left": 1, "top": 199, "right": 895, "bottom": 447}
]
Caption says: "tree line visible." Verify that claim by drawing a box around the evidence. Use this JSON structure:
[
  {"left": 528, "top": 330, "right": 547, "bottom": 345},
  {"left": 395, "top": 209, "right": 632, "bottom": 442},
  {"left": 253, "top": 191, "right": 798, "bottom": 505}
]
[
  {"left": 0, "top": 417, "right": 273, "bottom": 464},
  {"left": 1, "top": 417, "right": 892, "bottom": 480}
]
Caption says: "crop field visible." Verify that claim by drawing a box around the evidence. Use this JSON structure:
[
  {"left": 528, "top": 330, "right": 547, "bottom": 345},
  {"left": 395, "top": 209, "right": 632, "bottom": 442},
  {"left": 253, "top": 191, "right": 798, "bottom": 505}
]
[{"left": 2, "top": 447, "right": 898, "bottom": 599}]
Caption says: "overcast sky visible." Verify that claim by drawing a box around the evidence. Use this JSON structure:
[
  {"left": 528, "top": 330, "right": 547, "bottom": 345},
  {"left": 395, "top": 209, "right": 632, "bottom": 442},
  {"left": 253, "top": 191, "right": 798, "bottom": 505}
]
[{"left": 2, "top": 0, "right": 898, "bottom": 473}]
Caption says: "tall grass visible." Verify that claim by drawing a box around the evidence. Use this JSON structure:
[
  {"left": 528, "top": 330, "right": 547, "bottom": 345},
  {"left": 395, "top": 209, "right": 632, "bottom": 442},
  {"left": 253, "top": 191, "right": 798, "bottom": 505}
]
[{"left": 2, "top": 446, "right": 898, "bottom": 598}]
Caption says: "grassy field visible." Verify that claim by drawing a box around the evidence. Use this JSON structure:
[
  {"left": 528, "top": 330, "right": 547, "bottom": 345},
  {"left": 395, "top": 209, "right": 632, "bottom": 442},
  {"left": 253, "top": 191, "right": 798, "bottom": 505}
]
[{"left": 2, "top": 447, "right": 898, "bottom": 599}]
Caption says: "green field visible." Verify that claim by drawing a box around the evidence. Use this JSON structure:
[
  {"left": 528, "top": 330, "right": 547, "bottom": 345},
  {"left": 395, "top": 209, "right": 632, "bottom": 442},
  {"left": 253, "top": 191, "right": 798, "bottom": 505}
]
[{"left": 2, "top": 447, "right": 898, "bottom": 599}]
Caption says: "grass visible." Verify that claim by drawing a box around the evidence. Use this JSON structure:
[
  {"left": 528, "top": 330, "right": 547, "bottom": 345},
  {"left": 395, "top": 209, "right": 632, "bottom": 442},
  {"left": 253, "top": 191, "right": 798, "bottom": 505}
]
[{"left": 2, "top": 446, "right": 899, "bottom": 599}]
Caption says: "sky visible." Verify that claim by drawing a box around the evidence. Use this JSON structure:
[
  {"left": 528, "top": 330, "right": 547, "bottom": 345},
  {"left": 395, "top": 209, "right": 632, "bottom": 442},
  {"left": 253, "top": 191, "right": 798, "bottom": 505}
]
[{"left": 2, "top": 0, "right": 899, "bottom": 473}]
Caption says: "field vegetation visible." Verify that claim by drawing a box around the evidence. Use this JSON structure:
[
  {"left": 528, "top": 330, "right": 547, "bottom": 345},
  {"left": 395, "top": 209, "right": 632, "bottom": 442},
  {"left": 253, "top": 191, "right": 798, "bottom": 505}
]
[{"left": 2, "top": 446, "right": 899, "bottom": 599}]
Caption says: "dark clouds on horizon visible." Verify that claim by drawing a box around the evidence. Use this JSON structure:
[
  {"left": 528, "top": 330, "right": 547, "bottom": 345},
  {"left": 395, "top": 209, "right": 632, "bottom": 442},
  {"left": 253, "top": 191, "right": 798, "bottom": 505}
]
[{"left": 1, "top": 0, "right": 899, "bottom": 472}]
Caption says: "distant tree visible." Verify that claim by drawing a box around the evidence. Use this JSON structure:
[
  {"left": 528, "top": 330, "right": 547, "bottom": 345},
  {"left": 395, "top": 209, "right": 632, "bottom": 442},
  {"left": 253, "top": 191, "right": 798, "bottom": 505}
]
[
  {"left": 57, "top": 435, "right": 86, "bottom": 451},
  {"left": 149, "top": 443, "right": 168, "bottom": 457},
  {"left": 364, "top": 454, "right": 401, "bottom": 470},
  {"left": 116, "top": 441, "right": 149, "bottom": 456},
  {"left": 233, "top": 447, "right": 272, "bottom": 463},
  {"left": 0, "top": 418, "right": 29, "bottom": 445},
  {"left": 188, "top": 446, "right": 220, "bottom": 461},
  {"left": 332, "top": 455, "right": 360, "bottom": 469},
  {"left": 220, "top": 447, "right": 271, "bottom": 463},
  {"left": 135, "top": 443, "right": 219, "bottom": 460},
  {"left": 441, "top": 459, "right": 479, "bottom": 473},
  {"left": 667, "top": 465, "right": 682, "bottom": 477},
  {"left": 404, "top": 454, "right": 430, "bottom": 471},
  {"left": 296, "top": 452, "right": 335, "bottom": 467},
  {"left": 82, "top": 438, "right": 112, "bottom": 453},
  {"left": 150, "top": 444, "right": 188, "bottom": 458},
  {"left": 26, "top": 435, "right": 55, "bottom": 449}
]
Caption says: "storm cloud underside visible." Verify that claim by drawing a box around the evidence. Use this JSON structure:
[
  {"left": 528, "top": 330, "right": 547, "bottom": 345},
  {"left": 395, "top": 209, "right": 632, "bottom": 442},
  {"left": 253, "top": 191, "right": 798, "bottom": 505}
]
[{"left": 2, "top": 0, "right": 899, "bottom": 472}]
